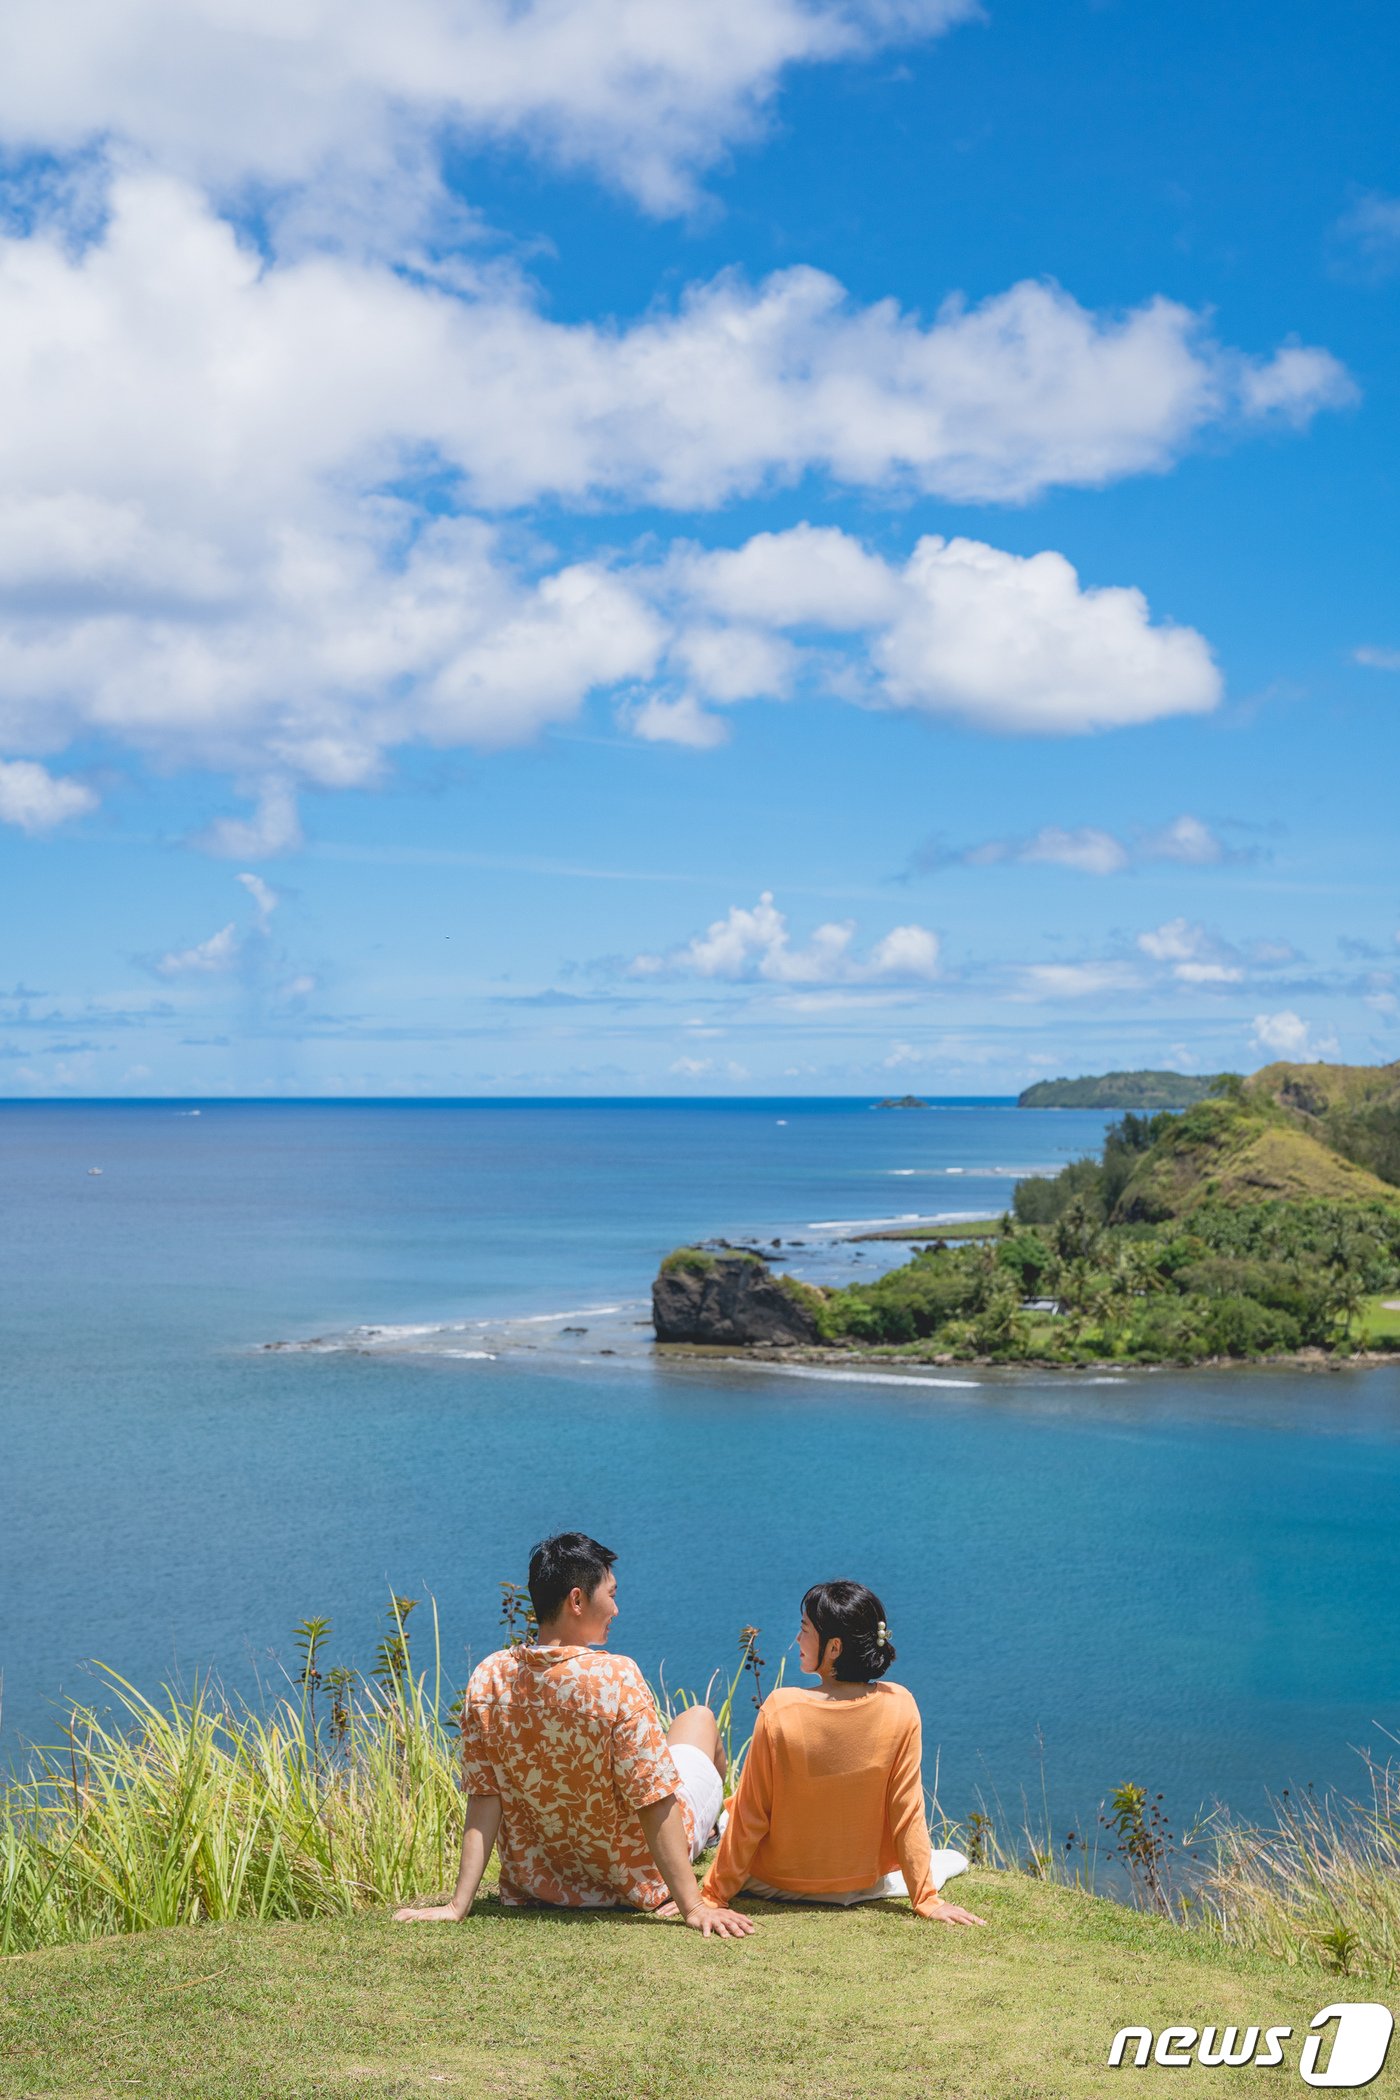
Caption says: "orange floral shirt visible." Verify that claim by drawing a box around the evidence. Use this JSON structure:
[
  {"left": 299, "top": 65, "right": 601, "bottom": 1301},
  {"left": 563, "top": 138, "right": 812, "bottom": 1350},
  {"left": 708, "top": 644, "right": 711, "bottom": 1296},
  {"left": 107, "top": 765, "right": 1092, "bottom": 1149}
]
[{"left": 460, "top": 1644, "right": 692, "bottom": 1909}]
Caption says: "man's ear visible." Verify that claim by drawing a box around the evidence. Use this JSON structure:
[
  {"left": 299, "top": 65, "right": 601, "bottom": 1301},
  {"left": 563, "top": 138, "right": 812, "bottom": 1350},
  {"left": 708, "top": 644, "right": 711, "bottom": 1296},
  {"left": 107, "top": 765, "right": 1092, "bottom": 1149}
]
[{"left": 566, "top": 1585, "right": 585, "bottom": 1618}]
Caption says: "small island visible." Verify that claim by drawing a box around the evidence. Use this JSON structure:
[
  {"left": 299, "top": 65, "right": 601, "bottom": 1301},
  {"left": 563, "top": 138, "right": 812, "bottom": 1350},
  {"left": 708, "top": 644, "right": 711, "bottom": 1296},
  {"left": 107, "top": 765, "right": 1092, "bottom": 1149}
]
[
  {"left": 655, "top": 1059, "right": 1400, "bottom": 1369},
  {"left": 873, "top": 1093, "right": 930, "bottom": 1109},
  {"left": 1018, "top": 1069, "right": 1222, "bottom": 1110}
]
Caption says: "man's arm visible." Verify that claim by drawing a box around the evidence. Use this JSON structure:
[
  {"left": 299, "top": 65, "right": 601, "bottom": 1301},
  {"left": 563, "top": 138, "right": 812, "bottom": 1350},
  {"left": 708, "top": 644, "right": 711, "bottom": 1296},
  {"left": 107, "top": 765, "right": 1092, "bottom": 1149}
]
[
  {"left": 394, "top": 1794, "right": 502, "bottom": 1923},
  {"left": 637, "top": 1794, "right": 756, "bottom": 1939}
]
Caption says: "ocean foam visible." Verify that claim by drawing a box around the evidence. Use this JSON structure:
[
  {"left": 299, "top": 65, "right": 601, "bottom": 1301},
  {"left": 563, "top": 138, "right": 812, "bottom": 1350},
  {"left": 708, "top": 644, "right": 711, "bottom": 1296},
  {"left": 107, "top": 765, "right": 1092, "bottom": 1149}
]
[
  {"left": 806, "top": 1212, "right": 984, "bottom": 1232},
  {"left": 511, "top": 1305, "right": 624, "bottom": 1324},
  {"left": 354, "top": 1322, "right": 466, "bottom": 1341},
  {"left": 739, "top": 1362, "right": 980, "bottom": 1390}
]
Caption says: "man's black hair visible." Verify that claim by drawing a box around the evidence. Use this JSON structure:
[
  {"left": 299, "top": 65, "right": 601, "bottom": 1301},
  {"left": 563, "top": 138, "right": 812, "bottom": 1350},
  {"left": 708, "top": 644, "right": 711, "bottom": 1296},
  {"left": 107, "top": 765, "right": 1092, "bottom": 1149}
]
[{"left": 527, "top": 1532, "right": 617, "bottom": 1627}]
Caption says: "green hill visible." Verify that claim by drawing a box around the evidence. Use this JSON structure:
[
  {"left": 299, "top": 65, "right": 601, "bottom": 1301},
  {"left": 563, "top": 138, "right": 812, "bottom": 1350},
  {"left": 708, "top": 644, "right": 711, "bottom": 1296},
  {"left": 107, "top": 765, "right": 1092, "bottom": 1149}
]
[
  {"left": 1114, "top": 1092, "right": 1400, "bottom": 1223},
  {"left": 1018, "top": 1070, "right": 1220, "bottom": 1110},
  {"left": 1245, "top": 1058, "right": 1400, "bottom": 1186}
]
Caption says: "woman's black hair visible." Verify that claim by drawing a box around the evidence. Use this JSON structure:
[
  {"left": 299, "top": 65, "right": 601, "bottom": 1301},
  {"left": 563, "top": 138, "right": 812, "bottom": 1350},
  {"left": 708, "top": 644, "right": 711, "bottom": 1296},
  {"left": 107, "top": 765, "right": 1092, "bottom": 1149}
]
[{"left": 801, "top": 1579, "right": 896, "bottom": 1683}]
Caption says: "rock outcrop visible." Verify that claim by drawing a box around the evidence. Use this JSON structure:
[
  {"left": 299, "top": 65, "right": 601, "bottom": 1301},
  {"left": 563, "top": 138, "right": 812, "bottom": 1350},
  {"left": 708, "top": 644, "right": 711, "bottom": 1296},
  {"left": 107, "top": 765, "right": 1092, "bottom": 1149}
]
[{"left": 652, "top": 1251, "right": 821, "bottom": 1346}]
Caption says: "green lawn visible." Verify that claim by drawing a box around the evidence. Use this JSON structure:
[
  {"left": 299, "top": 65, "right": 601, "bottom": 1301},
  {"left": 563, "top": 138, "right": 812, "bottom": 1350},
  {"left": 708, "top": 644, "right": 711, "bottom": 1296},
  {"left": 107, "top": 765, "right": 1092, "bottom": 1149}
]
[
  {"left": 1361, "top": 1296, "right": 1400, "bottom": 1342},
  {"left": 5, "top": 1875, "right": 1391, "bottom": 2100}
]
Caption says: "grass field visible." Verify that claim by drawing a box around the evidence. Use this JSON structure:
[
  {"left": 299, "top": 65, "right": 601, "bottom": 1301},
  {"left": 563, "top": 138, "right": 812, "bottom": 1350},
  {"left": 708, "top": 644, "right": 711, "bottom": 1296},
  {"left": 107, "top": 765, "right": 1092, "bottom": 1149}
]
[
  {"left": 4, "top": 1875, "right": 1392, "bottom": 2100},
  {"left": 1362, "top": 1296, "right": 1400, "bottom": 1342}
]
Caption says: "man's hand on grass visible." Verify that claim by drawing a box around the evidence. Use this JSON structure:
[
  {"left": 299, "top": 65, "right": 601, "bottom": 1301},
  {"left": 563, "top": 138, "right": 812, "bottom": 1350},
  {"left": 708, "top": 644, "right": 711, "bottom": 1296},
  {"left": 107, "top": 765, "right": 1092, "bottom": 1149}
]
[
  {"left": 654, "top": 1899, "right": 756, "bottom": 1938},
  {"left": 393, "top": 1902, "right": 466, "bottom": 1924},
  {"left": 923, "top": 1899, "right": 986, "bottom": 1926}
]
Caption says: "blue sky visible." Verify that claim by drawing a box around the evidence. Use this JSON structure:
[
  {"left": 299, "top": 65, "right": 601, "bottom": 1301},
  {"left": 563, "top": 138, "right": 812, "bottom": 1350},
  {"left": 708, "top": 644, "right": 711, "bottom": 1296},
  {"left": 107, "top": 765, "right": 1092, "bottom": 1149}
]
[{"left": 0, "top": 0, "right": 1396, "bottom": 1095}]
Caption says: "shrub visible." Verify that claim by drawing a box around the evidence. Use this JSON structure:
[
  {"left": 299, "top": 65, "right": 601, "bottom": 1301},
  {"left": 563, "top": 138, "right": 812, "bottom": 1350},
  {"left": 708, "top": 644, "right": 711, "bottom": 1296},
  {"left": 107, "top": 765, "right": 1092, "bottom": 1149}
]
[{"left": 1199, "top": 1295, "right": 1301, "bottom": 1358}]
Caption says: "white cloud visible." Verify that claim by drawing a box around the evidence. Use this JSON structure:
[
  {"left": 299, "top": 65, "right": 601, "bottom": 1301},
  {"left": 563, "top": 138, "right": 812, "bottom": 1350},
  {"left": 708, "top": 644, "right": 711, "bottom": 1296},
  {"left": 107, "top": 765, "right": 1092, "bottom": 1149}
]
[
  {"left": 1174, "top": 962, "right": 1243, "bottom": 985},
  {"left": 1138, "top": 918, "right": 1206, "bottom": 963},
  {"left": 155, "top": 922, "right": 240, "bottom": 978},
  {"left": 866, "top": 924, "right": 942, "bottom": 979},
  {"left": 201, "top": 782, "right": 304, "bottom": 859},
  {"left": 1138, "top": 812, "right": 1227, "bottom": 865},
  {"left": 151, "top": 868, "right": 287, "bottom": 976},
  {"left": 236, "top": 871, "right": 278, "bottom": 929},
  {"left": 1236, "top": 345, "right": 1355, "bottom": 423},
  {"left": 668, "top": 1055, "right": 749, "bottom": 1080},
  {"left": 1019, "top": 826, "right": 1130, "bottom": 876},
  {"left": 926, "top": 811, "right": 1233, "bottom": 875},
  {"left": 0, "top": 0, "right": 979, "bottom": 217},
  {"left": 1354, "top": 645, "right": 1400, "bottom": 671},
  {"left": 772, "top": 988, "right": 917, "bottom": 1013},
  {"left": 0, "top": 758, "right": 96, "bottom": 832},
  {"left": 0, "top": 182, "right": 1347, "bottom": 522},
  {"left": 1014, "top": 961, "right": 1144, "bottom": 1001},
  {"left": 0, "top": 173, "right": 1346, "bottom": 808},
  {"left": 1251, "top": 1010, "right": 1340, "bottom": 1060},
  {"left": 1137, "top": 918, "right": 1243, "bottom": 984},
  {"left": 625, "top": 693, "right": 730, "bottom": 750},
  {"left": 670, "top": 625, "right": 797, "bottom": 704},
  {"left": 873, "top": 537, "right": 1220, "bottom": 733},
  {"left": 1334, "top": 193, "right": 1400, "bottom": 277},
  {"left": 632, "top": 892, "right": 940, "bottom": 985},
  {"left": 683, "top": 525, "right": 901, "bottom": 629}
]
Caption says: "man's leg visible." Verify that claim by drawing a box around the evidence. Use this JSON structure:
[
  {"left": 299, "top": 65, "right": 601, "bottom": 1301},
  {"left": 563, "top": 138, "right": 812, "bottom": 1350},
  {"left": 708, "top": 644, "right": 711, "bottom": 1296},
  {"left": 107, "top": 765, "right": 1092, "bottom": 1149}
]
[
  {"left": 663, "top": 1704, "right": 727, "bottom": 1859},
  {"left": 666, "top": 1703, "right": 727, "bottom": 1783}
]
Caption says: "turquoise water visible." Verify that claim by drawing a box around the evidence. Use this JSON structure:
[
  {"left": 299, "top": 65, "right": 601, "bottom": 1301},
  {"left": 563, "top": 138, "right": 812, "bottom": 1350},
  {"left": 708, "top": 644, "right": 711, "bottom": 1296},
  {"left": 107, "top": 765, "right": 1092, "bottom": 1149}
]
[{"left": 4, "top": 1098, "right": 1400, "bottom": 1844}]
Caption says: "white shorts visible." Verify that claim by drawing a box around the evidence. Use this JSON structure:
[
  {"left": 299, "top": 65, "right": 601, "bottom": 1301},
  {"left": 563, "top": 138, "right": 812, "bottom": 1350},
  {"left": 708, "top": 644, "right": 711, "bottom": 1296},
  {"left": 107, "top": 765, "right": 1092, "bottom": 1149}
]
[
  {"left": 671, "top": 1743, "right": 725, "bottom": 1861},
  {"left": 739, "top": 1846, "right": 970, "bottom": 1906}
]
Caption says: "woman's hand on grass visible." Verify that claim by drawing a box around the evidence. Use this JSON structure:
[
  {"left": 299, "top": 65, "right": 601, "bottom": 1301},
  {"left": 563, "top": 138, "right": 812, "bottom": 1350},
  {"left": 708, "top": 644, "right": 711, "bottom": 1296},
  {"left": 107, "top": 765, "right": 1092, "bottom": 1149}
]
[
  {"left": 393, "top": 1901, "right": 467, "bottom": 1924},
  {"left": 922, "top": 1898, "right": 986, "bottom": 1926}
]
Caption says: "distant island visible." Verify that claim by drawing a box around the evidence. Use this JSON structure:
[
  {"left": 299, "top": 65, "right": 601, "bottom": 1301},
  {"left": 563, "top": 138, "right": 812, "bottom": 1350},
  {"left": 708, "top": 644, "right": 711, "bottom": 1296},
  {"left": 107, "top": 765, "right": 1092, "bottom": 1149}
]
[
  {"left": 873, "top": 1094, "right": 929, "bottom": 1109},
  {"left": 1018, "top": 1069, "right": 1223, "bottom": 1110},
  {"left": 655, "top": 1058, "right": 1400, "bottom": 1369}
]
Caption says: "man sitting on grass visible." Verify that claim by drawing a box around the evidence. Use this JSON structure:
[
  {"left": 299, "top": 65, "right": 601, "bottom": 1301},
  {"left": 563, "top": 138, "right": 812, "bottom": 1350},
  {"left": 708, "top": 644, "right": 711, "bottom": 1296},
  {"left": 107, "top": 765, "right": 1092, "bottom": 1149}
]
[{"left": 394, "top": 1531, "right": 755, "bottom": 1940}]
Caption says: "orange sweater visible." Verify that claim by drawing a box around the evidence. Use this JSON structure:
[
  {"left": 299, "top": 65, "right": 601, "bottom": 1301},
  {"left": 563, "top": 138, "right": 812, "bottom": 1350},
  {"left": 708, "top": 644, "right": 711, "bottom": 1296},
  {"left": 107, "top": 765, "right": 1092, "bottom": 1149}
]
[{"left": 702, "top": 1682, "right": 940, "bottom": 1915}]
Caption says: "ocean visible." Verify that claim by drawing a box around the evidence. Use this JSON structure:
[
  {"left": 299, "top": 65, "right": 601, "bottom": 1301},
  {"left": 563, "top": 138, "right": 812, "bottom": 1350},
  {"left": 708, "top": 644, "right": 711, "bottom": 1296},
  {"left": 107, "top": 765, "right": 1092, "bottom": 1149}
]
[{"left": 4, "top": 1097, "right": 1400, "bottom": 1849}]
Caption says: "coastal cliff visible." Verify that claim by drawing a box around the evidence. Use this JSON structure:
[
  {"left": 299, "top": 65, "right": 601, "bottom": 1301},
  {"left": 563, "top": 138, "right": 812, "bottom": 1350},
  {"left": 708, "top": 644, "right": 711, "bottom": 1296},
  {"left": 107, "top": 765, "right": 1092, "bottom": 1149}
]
[{"left": 652, "top": 1249, "right": 822, "bottom": 1345}]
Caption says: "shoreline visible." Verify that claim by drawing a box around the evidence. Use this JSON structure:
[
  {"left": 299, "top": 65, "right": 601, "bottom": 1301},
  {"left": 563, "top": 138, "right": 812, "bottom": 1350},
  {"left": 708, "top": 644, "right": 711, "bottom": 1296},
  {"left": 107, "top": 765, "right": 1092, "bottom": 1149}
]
[{"left": 654, "top": 1340, "right": 1400, "bottom": 1375}]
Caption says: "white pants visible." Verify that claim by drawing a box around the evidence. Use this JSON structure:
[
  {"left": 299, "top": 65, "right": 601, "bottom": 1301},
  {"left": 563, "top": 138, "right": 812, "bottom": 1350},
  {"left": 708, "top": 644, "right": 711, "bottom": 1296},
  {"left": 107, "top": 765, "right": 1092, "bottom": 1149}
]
[
  {"left": 740, "top": 1846, "right": 970, "bottom": 1906},
  {"left": 671, "top": 1743, "right": 725, "bottom": 1862}
]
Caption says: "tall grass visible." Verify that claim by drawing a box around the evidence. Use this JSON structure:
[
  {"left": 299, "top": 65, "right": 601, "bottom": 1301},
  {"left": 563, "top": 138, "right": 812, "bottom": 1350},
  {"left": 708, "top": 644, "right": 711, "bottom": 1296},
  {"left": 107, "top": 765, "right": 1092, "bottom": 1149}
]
[
  {"left": 1197, "top": 1759, "right": 1400, "bottom": 1983},
  {"left": 0, "top": 1602, "right": 461, "bottom": 1955}
]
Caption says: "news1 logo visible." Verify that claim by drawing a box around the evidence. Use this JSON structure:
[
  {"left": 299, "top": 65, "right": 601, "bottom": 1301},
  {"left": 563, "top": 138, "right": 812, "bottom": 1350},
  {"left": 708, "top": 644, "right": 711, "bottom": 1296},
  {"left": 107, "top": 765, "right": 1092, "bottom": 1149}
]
[{"left": 1108, "top": 2004, "right": 1394, "bottom": 2086}]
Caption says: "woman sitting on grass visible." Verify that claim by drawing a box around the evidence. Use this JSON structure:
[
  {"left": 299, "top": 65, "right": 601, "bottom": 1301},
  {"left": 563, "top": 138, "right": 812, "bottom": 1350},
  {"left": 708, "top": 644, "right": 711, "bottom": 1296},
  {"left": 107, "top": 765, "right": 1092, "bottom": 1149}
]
[{"left": 701, "top": 1580, "right": 985, "bottom": 1927}]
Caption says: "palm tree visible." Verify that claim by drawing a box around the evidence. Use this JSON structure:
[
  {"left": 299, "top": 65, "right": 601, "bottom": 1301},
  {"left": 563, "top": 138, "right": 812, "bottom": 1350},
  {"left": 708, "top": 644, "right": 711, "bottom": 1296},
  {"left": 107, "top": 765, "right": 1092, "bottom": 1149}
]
[{"left": 1327, "top": 1271, "right": 1368, "bottom": 1343}]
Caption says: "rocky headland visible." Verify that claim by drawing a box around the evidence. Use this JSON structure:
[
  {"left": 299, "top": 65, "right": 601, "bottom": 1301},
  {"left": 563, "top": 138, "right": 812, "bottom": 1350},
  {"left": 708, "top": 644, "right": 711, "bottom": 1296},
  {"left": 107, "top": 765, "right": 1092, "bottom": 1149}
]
[{"left": 651, "top": 1248, "right": 821, "bottom": 1346}]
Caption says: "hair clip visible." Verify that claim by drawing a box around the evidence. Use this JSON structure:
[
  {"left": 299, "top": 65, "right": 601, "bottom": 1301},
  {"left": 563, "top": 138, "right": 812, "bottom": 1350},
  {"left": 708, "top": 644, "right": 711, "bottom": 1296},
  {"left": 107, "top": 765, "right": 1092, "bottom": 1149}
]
[{"left": 876, "top": 1620, "right": 888, "bottom": 1646}]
